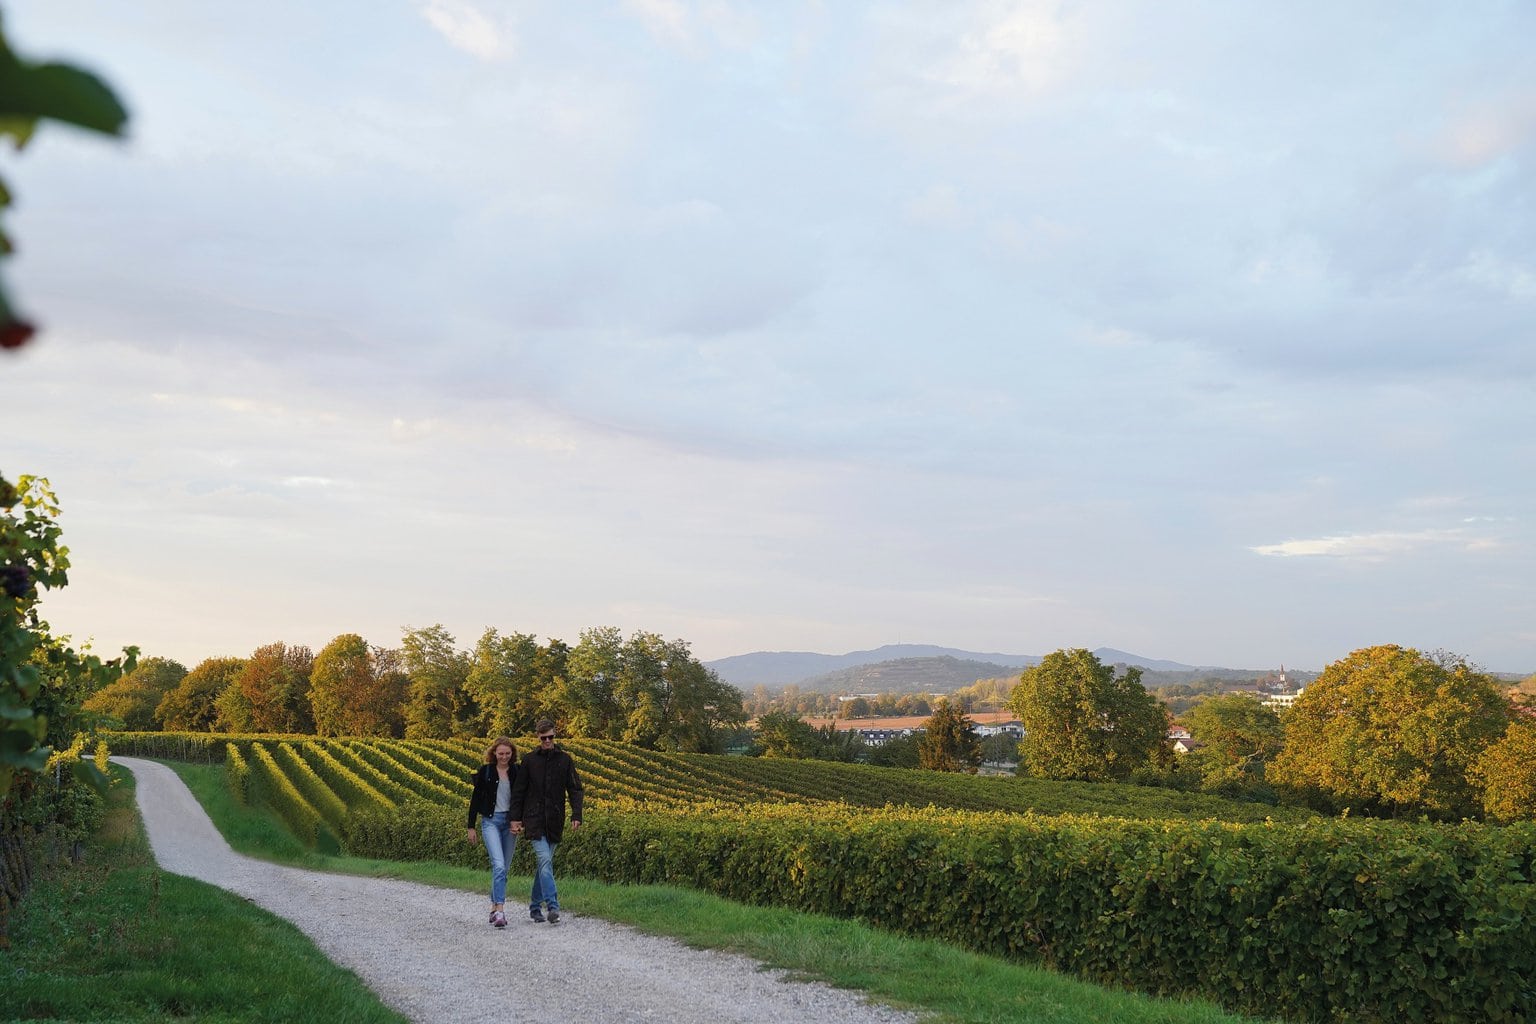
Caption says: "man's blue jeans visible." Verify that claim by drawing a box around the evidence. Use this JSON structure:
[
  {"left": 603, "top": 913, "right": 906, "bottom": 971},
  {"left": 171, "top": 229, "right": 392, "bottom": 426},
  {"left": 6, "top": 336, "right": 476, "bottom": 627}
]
[
  {"left": 479, "top": 812, "right": 516, "bottom": 905},
  {"left": 528, "top": 836, "right": 559, "bottom": 911}
]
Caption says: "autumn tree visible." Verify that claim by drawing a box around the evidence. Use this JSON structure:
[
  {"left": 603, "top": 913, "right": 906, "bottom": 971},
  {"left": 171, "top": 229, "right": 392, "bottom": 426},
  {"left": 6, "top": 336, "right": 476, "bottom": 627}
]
[
  {"left": 840, "top": 696, "right": 872, "bottom": 719},
  {"left": 309, "top": 633, "right": 407, "bottom": 737},
  {"left": 1180, "top": 693, "right": 1283, "bottom": 786},
  {"left": 918, "top": 699, "right": 982, "bottom": 773},
  {"left": 155, "top": 656, "right": 245, "bottom": 731},
  {"left": 400, "top": 624, "right": 475, "bottom": 739},
  {"left": 234, "top": 642, "right": 315, "bottom": 733},
  {"left": 1268, "top": 645, "right": 1511, "bottom": 819},
  {"left": 1006, "top": 648, "right": 1168, "bottom": 782},
  {"left": 1472, "top": 719, "right": 1536, "bottom": 822},
  {"left": 81, "top": 656, "right": 186, "bottom": 731}
]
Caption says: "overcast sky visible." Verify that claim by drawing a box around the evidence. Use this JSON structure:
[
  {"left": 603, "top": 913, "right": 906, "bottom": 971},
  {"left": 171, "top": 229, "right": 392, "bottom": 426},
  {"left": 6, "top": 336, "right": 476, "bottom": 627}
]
[{"left": 5, "top": 1, "right": 1533, "bottom": 675}]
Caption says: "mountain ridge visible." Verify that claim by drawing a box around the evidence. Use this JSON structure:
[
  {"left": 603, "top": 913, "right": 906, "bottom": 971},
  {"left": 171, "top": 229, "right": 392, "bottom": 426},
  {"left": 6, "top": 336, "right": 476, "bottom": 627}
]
[{"left": 705, "top": 643, "right": 1232, "bottom": 688}]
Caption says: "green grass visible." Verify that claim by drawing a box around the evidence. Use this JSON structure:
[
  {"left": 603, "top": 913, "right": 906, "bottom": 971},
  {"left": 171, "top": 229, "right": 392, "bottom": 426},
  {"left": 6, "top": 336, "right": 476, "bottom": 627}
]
[
  {"left": 161, "top": 761, "right": 1274, "bottom": 1024},
  {"left": 0, "top": 766, "right": 408, "bottom": 1024}
]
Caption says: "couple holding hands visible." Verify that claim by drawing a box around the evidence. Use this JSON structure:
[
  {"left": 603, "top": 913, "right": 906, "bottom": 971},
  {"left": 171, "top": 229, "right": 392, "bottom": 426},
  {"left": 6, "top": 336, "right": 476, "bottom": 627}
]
[{"left": 466, "top": 720, "right": 584, "bottom": 927}]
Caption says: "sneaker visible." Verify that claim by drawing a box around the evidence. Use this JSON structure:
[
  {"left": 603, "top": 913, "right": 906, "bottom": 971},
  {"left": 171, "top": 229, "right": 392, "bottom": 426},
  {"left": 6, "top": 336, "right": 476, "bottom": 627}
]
[
  {"left": 529, "top": 908, "right": 545, "bottom": 923},
  {"left": 492, "top": 910, "right": 507, "bottom": 928},
  {"left": 488, "top": 909, "right": 498, "bottom": 926},
  {"left": 546, "top": 908, "right": 560, "bottom": 924}
]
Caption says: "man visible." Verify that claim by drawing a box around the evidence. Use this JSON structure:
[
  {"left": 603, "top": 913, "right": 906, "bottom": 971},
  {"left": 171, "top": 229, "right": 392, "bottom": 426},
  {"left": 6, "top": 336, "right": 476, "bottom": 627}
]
[{"left": 509, "top": 718, "right": 584, "bottom": 923}]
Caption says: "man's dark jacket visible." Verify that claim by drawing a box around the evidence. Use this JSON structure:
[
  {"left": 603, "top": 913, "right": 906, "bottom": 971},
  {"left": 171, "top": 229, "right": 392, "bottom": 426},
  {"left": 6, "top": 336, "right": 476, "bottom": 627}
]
[{"left": 509, "top": 743, "right": 584, "bottom": 842}]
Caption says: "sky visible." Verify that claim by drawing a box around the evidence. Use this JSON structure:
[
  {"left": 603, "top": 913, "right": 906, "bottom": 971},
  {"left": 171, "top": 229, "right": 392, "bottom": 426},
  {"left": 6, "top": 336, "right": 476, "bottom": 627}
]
[{"left": 4, "top": 1, "right": 1534, "bottom": 676}]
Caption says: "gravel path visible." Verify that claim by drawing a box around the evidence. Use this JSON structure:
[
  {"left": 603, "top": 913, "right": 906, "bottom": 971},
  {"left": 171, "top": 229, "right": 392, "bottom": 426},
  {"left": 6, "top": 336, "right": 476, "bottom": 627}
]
[{"left": 116, "top": 757, "right": 923, "bottom": 1024}]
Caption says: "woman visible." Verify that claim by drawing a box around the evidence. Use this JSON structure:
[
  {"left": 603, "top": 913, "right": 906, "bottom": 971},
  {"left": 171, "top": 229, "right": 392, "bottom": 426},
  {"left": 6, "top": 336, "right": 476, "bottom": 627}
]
[{"left": 466, "top": 735, "right": 519, "bottom": 927}]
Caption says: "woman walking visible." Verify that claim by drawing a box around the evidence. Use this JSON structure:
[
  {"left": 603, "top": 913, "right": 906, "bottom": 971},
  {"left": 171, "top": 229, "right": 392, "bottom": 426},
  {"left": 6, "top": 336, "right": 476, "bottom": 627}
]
[{"left": 466, "top": 736, "right": 520, "bottom": 928}]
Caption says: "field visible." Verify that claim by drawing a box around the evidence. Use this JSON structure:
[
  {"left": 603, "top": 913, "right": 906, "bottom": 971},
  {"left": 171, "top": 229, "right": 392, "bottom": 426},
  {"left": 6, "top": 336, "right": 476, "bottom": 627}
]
[{"left": 107, "top": 732, "right": 1536, "bottom": 1023}]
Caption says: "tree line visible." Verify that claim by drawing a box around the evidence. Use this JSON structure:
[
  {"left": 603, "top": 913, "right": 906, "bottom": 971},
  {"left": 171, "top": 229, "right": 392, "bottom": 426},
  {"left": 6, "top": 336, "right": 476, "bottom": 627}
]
[
  {"left": 84, "top": 624, "right": 746, "bottom": 753},
  {"left": 1004, "top": 646, "right": 1535, "bottom": 823},
  {"left": 80, "top": 632, "right": 1536, "bottom": 822}
]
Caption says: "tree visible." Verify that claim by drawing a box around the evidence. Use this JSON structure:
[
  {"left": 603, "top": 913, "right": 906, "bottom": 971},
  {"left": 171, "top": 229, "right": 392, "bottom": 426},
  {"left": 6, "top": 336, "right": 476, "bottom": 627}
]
[
  {"left": 1472, "top": 719, "right": 1536, "bottom": 823},
  {"left": 752, "top": 710, "right": 824, "bottom": 758},
  {"left": 864, "top": 732, "right": 921, "bottom": 768},
  {"left": 1180, "top": 693, "right": 1283, "bottom": 786},
  {"left": 213, "top": 674, "right": 256, "bottom": 732},
  {"left": 400, "top": 624, "right": 475, "bottom": 739},
  {"left": 460, "top": 628, "right": 558, "bottom": 737},
  {"left": 1268, "top": 645, "right": 1511, "bottom": 819},
  {"left": 155, "top": 656, "right": 245, "bottom": 731},
  {"left": 81, "top": 656, "right": 186, "bottom": 731},
  {"left": 980, "top": 732, "right": 1020, "bottom": 765},
  {"left": 918, "top": 699, "right": 982, "bottom": 773},
  {"left": 1006, "top": 648, "right": 1168, "bottom": 782},
  {"left": 234, "top": 642, "right": 315, "bottom": 733},
  {"left": 840, "top": 696, "right": 872, "bottom": 719},
  {"left": 555, "top": 628, "right": 743, "bottom": 752},
  {"left": 309, "top": 633, "right": 407, "bottom": 737}
]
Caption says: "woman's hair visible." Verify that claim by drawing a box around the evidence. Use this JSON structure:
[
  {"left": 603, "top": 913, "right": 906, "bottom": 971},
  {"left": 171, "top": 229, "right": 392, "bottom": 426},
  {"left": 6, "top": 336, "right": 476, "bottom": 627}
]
[{"left": 483, "top": 735, "right": 518, "bottom": 764}]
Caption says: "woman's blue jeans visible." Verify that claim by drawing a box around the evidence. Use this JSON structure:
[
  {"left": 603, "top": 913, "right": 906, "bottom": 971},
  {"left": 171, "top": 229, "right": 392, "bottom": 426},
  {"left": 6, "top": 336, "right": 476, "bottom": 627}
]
[
  {"left": 529, "top": 837, "right": 559, "bottom": 911},
  {"left": 479, "top": 812, "right": 517, "bottom": 905}
]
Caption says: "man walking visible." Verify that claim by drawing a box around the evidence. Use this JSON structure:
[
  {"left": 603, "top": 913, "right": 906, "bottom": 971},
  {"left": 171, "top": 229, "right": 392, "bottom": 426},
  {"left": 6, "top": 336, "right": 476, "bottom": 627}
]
[{"left": 509, "top": 718, "right": 584, "bottom": 923}]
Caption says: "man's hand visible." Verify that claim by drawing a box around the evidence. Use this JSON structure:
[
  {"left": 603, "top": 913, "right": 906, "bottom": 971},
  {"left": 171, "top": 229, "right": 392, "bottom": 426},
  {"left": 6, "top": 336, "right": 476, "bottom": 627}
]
[
  {"left": 510, "top": 821, "right": 524, "bottom": 834},
  {"left": 467, "top": 828, "right": 478, "bottom": 844},
  {"left": 570, "top": 819, "right": 581, "bottom": 830}
]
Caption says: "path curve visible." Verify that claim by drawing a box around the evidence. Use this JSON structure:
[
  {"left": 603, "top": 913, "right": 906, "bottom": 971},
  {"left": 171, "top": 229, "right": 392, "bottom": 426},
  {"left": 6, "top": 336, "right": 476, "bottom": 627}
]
[{"left": 116, "top": 757, "right": 920, "bottom": 1024}]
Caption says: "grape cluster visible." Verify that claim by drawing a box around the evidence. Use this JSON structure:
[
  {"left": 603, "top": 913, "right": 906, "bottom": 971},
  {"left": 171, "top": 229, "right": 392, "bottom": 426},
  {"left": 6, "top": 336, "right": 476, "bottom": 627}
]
[{"left": 1, "top": 562, "right": 30, "bottom": 600}]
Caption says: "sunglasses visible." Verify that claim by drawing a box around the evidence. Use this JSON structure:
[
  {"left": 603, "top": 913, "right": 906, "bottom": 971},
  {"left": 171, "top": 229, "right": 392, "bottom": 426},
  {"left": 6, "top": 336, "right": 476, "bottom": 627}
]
[{"left": 538, "top": 733, "right": 555, "bottom": 741}]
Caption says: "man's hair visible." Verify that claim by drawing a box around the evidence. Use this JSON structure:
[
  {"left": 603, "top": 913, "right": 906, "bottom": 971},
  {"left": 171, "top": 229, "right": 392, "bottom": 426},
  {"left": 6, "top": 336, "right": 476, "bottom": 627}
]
[{"left": 535, "top": 717, "right": 556, "bottom": 734}]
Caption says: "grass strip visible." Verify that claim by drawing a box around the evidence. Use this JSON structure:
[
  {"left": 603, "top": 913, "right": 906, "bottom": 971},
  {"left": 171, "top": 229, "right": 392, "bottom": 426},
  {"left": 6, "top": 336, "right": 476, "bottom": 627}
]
[
  {"left": 167, "top": 760, "right": 1274, "bottom": 1024},
  {"left": 0, "top": 766, "right": 407, "bottom": 1024}
]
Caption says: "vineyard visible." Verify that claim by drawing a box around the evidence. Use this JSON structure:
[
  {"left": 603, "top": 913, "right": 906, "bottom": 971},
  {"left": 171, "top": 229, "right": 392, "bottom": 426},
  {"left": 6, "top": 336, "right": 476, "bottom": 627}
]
[
  {"left": 109, "top": 731, "right": 1314, "bottom": 826},
  {"left": 108, "top": 732, "right": 1535, "bottom": 1024}
]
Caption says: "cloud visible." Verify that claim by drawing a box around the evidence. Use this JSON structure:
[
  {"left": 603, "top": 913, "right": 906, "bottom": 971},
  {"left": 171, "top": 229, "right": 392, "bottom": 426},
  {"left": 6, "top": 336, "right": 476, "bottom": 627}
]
[
  {"left": 928, "top": 1, "right": 1073, "bottom": 100},
  {"left": 1251, "top": 528, "right": 1496, "bottom": 561},
  {"left": 624, "top": 0, "right": 692, "bottom": 47},
  {"left": 415, "top": 0, "right": 513, "bottom": 60}
]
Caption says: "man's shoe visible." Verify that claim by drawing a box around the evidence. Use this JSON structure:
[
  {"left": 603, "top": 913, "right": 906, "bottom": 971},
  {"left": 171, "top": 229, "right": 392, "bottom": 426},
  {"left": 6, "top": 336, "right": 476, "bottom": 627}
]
[
  {"left": 492, "top": 910, "right": 507, "bottom": 928},
  {"left": 488, "top": 910, "right": 498, "bottom": 926},
  {"left": 530, "top": 908, "right": 545, "bottom": 923},
  {"left": 546, "top": 908, "right": 560, "bottom": 924}
]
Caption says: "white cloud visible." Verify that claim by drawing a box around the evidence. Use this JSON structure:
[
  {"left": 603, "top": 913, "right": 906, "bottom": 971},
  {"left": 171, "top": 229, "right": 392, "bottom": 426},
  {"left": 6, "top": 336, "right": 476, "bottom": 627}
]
[
  {"left": 928, "top": 0, "right": 1073, "bottom": 100},
  {"left": 624, "top": 0, "right": 693, "bottom": 47},
  {"left": 416, "top": 0, "right": 513, "bottom": 60},
  {"left": 1251, "top": 528, "right": 1495, "bottom": 561}
]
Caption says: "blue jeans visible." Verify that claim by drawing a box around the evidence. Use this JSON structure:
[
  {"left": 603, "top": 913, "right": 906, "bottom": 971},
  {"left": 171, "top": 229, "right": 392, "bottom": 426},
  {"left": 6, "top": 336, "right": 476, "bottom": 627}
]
[
  {"left": 529, "top": 836, "right": 559, "bottom": 911},
  {"left": 480, "top": 812, "right": 517, "bottom": 905}
]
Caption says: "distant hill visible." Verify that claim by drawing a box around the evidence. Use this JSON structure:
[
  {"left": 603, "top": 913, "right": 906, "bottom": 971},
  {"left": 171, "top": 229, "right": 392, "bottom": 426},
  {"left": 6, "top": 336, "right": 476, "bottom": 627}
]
[
  {"left": 796, "top": 655, "right": 1021, "bottom": 694},
  {"left": 705, "top": 644, "right": 1039, "bottom": 688},
  {"left": 705, "top": 643, "right": 1223, "bottom": 689}
]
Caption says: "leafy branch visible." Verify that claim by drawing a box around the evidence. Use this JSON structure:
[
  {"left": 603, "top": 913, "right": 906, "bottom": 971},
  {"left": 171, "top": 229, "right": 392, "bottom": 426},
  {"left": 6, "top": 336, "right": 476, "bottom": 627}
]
[{"left": 0, "top": 11, "right": 128, "bottom": 350}]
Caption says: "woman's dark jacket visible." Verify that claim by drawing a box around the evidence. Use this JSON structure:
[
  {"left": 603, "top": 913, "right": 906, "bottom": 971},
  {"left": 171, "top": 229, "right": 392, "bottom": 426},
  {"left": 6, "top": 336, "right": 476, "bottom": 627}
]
[
  {"left": 467, "top": 762, "right": 518, "bottom": 829},
  {"left": 508, "top": 744, "right": 584, "bottom": 842}
]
